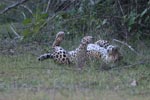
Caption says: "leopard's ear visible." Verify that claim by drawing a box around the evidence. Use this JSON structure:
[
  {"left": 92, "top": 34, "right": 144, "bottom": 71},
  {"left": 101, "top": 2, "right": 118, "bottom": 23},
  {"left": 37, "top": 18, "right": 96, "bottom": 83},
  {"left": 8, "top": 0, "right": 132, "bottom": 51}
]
[{"left": 111, "top": 47, "right": 117, "bottom": 53}]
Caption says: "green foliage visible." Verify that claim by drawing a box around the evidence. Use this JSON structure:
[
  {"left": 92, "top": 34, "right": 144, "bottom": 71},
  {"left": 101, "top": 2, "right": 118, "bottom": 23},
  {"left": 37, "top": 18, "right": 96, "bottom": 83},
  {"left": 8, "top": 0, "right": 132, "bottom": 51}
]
[
  {"left": 23, "top": 18, "right": 32, "bottom": 25},
  {"left": 22, "top": 13, "right": 48, "bottom": 38},
  {"left": 0, "top": 0, "right": 150, "bottom": 41},
  {"left": 123, "top": 7, "right": 150, "bottom": 32}
]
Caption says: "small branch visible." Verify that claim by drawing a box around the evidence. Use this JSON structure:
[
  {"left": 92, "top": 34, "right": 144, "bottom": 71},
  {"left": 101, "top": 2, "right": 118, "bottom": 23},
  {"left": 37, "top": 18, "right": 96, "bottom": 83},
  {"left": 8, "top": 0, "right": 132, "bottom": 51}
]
[
  {"left": 21, "top": 12, "right": 26, "bottom": 19},
  {"left": 45, "top": 0, "right": 51, "bottom": 13},
  {"left": 0, "top": 0, "right": 29, "bottom": 14},
  {"left": 20, "top": 5, "right": 33, "bottom": 15},
  {"left": 113, "top": 39, "right": 139, "bottom": 55},
  {"left": 39, "top": 14, "right": 56, "bottom": 32},
  {"left": 90, "top": 0, "right": 95, "bottom": 5},
  {"left": 117, "top": 0, "right": 124, "bottom": 16},
  {"left": 10, "top": 24, "right": 23, "bottom": 40},
  {"left": 10, "top": 25, "right": 20, "bottom": 37}
]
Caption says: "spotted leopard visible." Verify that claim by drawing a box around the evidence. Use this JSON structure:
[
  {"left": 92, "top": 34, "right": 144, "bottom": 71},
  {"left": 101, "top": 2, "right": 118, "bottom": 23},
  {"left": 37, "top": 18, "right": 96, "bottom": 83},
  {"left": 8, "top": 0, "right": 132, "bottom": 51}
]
[{"left": 38, "top": 32, "right": 122, "bottom": 65}]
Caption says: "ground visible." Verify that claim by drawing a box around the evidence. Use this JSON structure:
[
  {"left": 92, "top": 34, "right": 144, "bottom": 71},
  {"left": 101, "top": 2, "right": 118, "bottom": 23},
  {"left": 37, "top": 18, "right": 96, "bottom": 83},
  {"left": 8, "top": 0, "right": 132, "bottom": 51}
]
[{"left": 0, "top": 41, "right": 150, "bottom": 100}]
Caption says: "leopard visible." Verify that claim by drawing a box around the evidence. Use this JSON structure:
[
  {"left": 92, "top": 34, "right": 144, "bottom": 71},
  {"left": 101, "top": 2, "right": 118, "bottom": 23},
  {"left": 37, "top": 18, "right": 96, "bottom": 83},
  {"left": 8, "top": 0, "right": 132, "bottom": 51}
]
[{"left": 38, "top": 31, "right": 122, "bottom": 65}]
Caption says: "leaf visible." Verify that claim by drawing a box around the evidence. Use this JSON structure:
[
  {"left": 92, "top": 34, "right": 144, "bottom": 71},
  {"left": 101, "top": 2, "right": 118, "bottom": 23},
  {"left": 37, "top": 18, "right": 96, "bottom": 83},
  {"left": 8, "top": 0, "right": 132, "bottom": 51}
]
[
  {"left": 102, "top": 19, "right": 107, "bottom": 25},
  {"left": 140, "top": 9, "right": 148, "bottom": 17},
  {"left": 33, "top": 26, "right": 40, "bottom": 33},
  {"left": 40, "top": 13, "right": 48, "bottom": 19},
  {"left": 144, "top": 16, "right": 150, "bottom": 22},
  {"left": 22, "top": 29, "right": 31, "bottom": 37},
  {"left": 128, "top": 17, "right": 135, "bottom": 26},
  {"left": 23, "top": 18, "right": 32, "bottom": 25},
  {"left": 128, "top": 26, "right": 131, "bottom": 32},
  {"left": 148, "top": 1, "right": 150, "bottom": 5},
  {"left": 96, "top": 24, "right": 101, "bottom": 29}
]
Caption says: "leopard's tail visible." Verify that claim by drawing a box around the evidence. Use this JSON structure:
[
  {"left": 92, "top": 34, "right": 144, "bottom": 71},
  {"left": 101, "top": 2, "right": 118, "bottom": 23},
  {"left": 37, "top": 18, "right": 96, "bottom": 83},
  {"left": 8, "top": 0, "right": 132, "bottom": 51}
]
[{"left": 37, "top": 53, "right": 53, "bottom": 61}]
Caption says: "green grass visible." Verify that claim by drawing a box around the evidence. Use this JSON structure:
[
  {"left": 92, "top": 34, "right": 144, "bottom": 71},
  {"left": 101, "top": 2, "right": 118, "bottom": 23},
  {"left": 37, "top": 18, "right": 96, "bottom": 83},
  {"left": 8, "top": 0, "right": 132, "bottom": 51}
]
[
  {"left": 0, "top": 51, "right": 150, "bottom": 100},
  {"left": 0, "top": 36, "right": 149, "bottom": 100}
]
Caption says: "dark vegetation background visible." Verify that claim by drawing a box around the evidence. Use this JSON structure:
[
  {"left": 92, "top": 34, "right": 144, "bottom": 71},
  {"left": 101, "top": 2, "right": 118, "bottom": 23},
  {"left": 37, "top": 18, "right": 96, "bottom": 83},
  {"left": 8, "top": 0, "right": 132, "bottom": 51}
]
[{"left": 0, "top": 0, "right": 150, "bottom": 49}]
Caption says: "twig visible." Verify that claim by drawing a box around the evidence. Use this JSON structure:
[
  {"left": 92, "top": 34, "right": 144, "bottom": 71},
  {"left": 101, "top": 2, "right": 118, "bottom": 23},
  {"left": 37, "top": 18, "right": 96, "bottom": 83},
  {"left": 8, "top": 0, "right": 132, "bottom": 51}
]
[
  {"left": 117, "top": 0, "right": 124, "bottom": 16},
  {"left": 89, "top": 0, "right": 95, "bottom": 5},
  {"left": 20, "top": 5, "right": 33, "bottom": 15},
  {"left": 10, "top": 24, "right": 23, "bottom": 40},
  {"left": 0, "top": 0, "right": 29, "bottom": 14},
  {"left": 113, "top": 39, "right": 139, "bottom": 55},
  {"left": 55, "top": 0, "right": 72, "bottom": 12},
  {"left": 21, "top": 12, "right": 26, "bottom": 19},
  {"left": 45, "top": 0, "right": 51, "bottom": 13},
  {"left": 39, "top": 14, "right": 56, "bottom": 32}
]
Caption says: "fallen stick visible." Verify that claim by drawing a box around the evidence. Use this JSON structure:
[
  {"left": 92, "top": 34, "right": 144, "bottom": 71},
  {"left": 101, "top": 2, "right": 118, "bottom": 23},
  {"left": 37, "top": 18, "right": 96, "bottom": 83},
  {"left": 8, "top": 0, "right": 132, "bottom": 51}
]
[{"left": 113, "top": 39, "right": 139, "bottom": 55}]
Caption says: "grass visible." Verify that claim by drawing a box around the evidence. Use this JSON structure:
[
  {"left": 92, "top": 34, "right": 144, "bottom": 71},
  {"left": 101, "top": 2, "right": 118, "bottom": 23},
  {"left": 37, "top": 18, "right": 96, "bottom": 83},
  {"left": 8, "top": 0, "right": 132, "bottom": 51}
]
[
  {"left": 0, "top": 33, "right": 150, "bottom": 99},
  {"left": 0, "top": 48, "right": 150, "bottom": 100}
]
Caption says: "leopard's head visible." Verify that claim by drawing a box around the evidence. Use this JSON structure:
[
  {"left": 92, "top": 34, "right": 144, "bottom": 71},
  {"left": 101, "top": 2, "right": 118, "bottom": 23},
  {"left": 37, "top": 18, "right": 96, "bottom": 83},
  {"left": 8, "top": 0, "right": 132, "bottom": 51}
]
[
  {"left": 81, "top": 36, "right": 93, "bottom": 45},
  {"left": 106, "top": 45, "right": 123, "bottom": 63}
]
